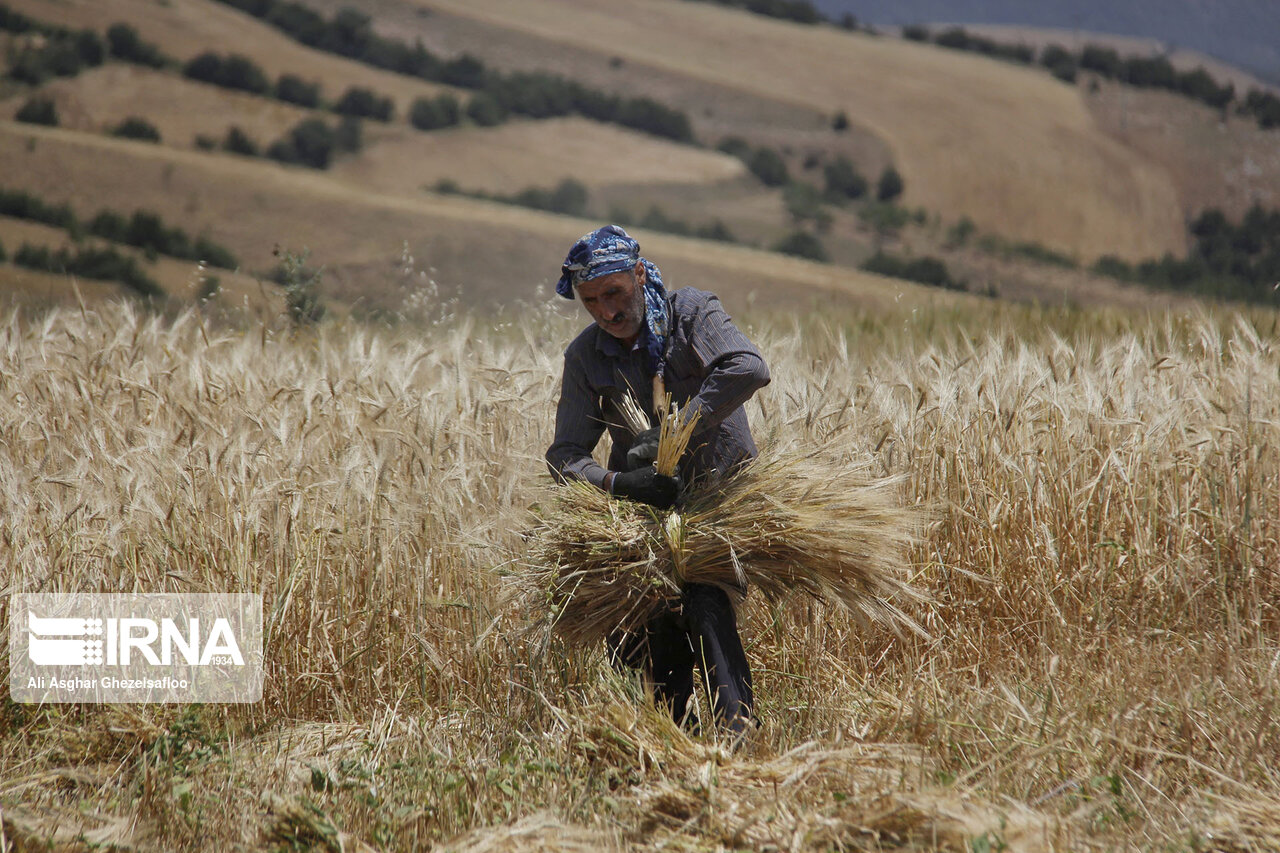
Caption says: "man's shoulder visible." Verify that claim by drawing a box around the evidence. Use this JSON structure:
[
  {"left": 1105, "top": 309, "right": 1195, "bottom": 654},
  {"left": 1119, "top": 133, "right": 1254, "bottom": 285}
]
[
  {"left": 668, "top": 286, "right": 721, "bottom": 318},
  {"left": 563, "top": 323, "right": 602, "bottom": 360}
]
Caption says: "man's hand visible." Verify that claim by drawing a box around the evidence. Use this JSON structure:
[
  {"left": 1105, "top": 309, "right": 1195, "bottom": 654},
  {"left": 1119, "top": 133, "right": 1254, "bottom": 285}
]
[
  {"left": 612, "top": 467, "right": 679, "bottom": 509},
  {"left": 625, "top": 426, "right": 661, "bottom": 471}
]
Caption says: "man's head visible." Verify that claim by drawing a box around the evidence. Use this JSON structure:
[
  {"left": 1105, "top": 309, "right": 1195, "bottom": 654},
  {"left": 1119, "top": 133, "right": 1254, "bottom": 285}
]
[{"left": 557, "top": 225, "right": 649, "bottom": 344}]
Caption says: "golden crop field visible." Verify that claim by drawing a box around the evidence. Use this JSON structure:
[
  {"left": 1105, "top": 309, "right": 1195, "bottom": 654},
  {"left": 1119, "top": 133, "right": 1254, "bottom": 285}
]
[{"left": 1, "top": 294, "right": 1276, "bottom": 851}]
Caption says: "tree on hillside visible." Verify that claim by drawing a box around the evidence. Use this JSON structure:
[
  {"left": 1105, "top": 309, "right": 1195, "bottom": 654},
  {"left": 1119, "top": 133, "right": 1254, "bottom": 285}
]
[
  {"left": 15, "top": 96, "right": 58, "bottom": 126},
  {"left": 748, "top": 146, "right": 789, "bottom": 187},
  {"left": 876, "top": 166, "right": 904, "bottom": 201}
]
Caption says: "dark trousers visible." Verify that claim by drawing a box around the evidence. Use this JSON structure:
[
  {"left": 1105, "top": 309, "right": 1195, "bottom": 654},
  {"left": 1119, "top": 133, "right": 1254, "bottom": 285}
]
[{"left": 607, "top": 583, "right": 754, "bottom": 734}]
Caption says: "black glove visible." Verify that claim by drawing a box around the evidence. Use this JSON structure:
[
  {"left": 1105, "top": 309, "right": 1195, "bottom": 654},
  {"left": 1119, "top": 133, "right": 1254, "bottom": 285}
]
[
  {"left": 612, "top": 467, "right": 679, "bottom": 509},
  {"left": 625, "top": 426, "right": 661, "bottom": 471}
]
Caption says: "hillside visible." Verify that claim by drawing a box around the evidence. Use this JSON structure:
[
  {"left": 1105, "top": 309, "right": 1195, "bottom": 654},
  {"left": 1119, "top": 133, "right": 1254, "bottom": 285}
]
[
  {"left": 2, "top": 0, "right": 1275, "bottom": 314},
  {"left": 818, "top": 0, "right": 1280, "bottom": 84},
  {"left": 0, "top": 120, "right": 962, "bottom": 316},
  {"left": 410, "top": 0, "right": 1185, "bottom": 262}
]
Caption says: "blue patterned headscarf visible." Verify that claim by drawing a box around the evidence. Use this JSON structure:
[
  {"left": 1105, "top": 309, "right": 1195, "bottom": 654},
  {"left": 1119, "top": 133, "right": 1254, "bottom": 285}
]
[{"left": 557, "top": 225, "right": 670, "bottom": 375}]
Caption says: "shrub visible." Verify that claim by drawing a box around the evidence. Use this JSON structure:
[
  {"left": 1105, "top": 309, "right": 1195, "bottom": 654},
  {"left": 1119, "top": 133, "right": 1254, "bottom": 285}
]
[
  {"left": 861, "top": 251, "right": 963, "bottom": 290},
  {"left": 716, "top": 136, "right": 752, "bottom": 160},
  {"left": 13, "top": 242, "right": 163, "bottom": 297},
  {"left": 465, "top": 92, "right": 507, "bottom": 127},
  {"left": 783, "top": 181, "right": 832, "bottom": 230},
  {"left": 1040, "top": 44, "right": 1078, "bottom": 83},
  {"left": 184, "top": 52, "right": 269, "bottom": 94},
  {"left": 1080, "top": 44, "right": 1123, "bottom": 78},
  {"left": 333, "top": 86, "right": 394, "bottom": 121},
  {"left": 194, "top": 134, "right": 218, "bottom": 151},
  {"left": 876, "top": 166, "right": 904, "bottom": 201},
  {"left": 0, "top": 188, "right": 78, "bottom": 232},
  {"left": 88, "top": 210, "right": 129, "bottom": 242},
  {"left": 902, "top": 24, "right": 929, "bottom": 42},
  {"left": 15, "top": 96, "right": 58, "bottom": 126},
  {"left": 748, "top": 147, "right": 789, "bottom": 187},
  {"left": 111, "top": 117, "right": 161, "bottom": 142},
  {"left": 106, "top": 22, "right": 168, "bottom": 67},
  {"left": 0, "top": 237, "right": 6, "bottom": 263},
  {"left": 509, "top": 179, "right": 589, "bottom": 216},
  {"left": 440, "top": 54, "right": 487, "bottom": 89},
  {"left": 615, "top": 97, "right": 693, "bottom": 142},
  {"left": 409, "top": 94, "right": 461, "bottom": 130},
  {"left": 194, "top": 236, "right": 238, "bottom": 270},
  {"left": 276, "top": 118, "right": 336, "bottom": 169},
  {"left": 274, "top": 246, "right": 325, "bottom": 326},
  {"left": 773, "top": 229, "right": 828, "bottom": 262},
  {"left": 822, "top": 155, "right": 867, "bottom": 202},
  {"left": 223, "top": 126, "right": 260, "bottom": 157},
  {"left": 275, "top": 73, "right": 322, "bottom": 108},
  {"left": 831, "top": 110, "right": 849, "bottom": 132}
]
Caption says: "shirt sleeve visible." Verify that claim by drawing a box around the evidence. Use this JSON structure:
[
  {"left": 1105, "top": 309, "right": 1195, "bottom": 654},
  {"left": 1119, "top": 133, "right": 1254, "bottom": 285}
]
[
  {"left": 683, "top": 295, "right": 770, "bottom": 434},
  {"left": 545, "top": 351, "right": 610, "bottom": 488}
]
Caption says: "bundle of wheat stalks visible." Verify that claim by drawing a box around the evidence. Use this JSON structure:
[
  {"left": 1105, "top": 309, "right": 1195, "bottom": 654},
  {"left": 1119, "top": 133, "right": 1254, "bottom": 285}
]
[{"left": 523, "top": 393, "right": 929, "bottom": 646}]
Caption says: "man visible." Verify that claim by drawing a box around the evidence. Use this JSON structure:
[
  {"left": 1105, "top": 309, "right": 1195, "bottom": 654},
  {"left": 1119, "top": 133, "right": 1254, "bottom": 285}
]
[{"left": 546, "top": 224, "right": 770, "bottom": 736}]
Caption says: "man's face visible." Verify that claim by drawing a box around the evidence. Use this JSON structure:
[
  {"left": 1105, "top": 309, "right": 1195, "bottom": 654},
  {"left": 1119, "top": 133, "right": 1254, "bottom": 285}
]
[{"left": 576, "top": 262, "right": 646, "bottom": 345}]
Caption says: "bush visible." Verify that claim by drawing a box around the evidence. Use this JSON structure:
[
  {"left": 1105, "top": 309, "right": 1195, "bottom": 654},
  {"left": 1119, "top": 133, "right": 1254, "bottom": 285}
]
[
  {"left": 194, "top": 134, "right": 218, "bottom": 151},
  {"left": 440, "top": 54, "right": 487, "bottom": 89},
  {"left": 409, "top": 94, "right": 461, "bottom": 130},
  {"left": 13, "top": 242, "right": 163, "bottom": 297},
  {"left": 111, "top": 117, "right": 161, "bottom": 142},
  {"left": 748, "top": 147, "right": 789, "bottom": 187},
  {"left": 275, "top": 73, "right": 322, "bottom": 108},
  {"left": 823, "top": 155, "right": 867, "bottom": 202},
  {"left": 194, "top": 235, "right": 238, "bottom": 270},
  {"left": 1080, "top": 44, "right": 1123, "bottom": 78},
  {"left": 831, "top": 110, "right": 849, "bottom": 132},
  {"left": 184, "top": 52, "right": 270, "bottom": 94},
  {"left": 1040, "top": 44, "right": 1078, "bottom": 83},
  {"left": 465, "top": 92, "right": 507, "bottom": 127},
  {"left": 272, "top": 117, "right": 337, "bottom": 169},
  {"left": 0, "top": 188, "right": 78, "bottom": 231},
  {"left": 88, "top": 210, "right": 128, "bottom": 242},
  {"left": 106, "top": 22, "right": 168, "bottom": 68},
  {"left": 615, "top": 97, "right": 693, "bottom": 142},
  {"left": 15, "top": 96, "right": 58, "bottom": 126},
  {"left": 0, "top": 237, "right": 6, "bottom": 263},
  {"left": 333, "top": 86, "right": 394, "bottom": 121},
  {"left": 223, "top": 126, "right": 260, "bottom": 157},
  {"left": 508, "top": 179, "right": 589, "bottom": 216},
  {"left": 861, "top": 251, "right": 963, "bottom": 290},
  {"left": 783, "top": 182, "right": 831, "bottom": 230},
  {"left": 902, "top": 24, "right": 929, "bottom": 42},
  {"left": 716, "top": 136, "right": 752, "bottom": 160},
  {"left": 773, "top": 230, "right": 827, "bottom": 262},
  {"left": 876, "top": 166, "right": 904, "bottom": 201}
]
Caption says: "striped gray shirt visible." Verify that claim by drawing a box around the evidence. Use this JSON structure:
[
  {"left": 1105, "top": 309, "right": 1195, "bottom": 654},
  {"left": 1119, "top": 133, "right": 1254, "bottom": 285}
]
[{"left": 546, "top": 287, "right": 770, "bottom": 489}]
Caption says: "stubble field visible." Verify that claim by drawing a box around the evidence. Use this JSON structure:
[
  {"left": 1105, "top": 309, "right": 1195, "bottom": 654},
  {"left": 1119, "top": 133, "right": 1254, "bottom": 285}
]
[{"left": 1, "top": 292, "right": 1277, "bottom": 851}]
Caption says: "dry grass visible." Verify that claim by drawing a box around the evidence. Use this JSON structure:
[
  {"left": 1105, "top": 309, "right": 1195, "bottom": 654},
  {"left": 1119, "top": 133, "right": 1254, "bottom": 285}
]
[
  {"left": 0, "top": 297, "right": 1276, "bottom": 850},
  {"left": 329, "top": 118, "right": 746, "bottom": 199},
  {"left": 5, "top": 64, "right": 314, "bottom": 149},
  {"left": 421, "top": 0, "right": 1186, "bottom": 261}
]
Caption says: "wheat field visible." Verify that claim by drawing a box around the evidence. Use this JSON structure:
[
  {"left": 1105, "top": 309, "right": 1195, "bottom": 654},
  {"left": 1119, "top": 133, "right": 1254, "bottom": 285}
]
[{"left": 0, "top": 294, "right": 1277, "bottom": 851}]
